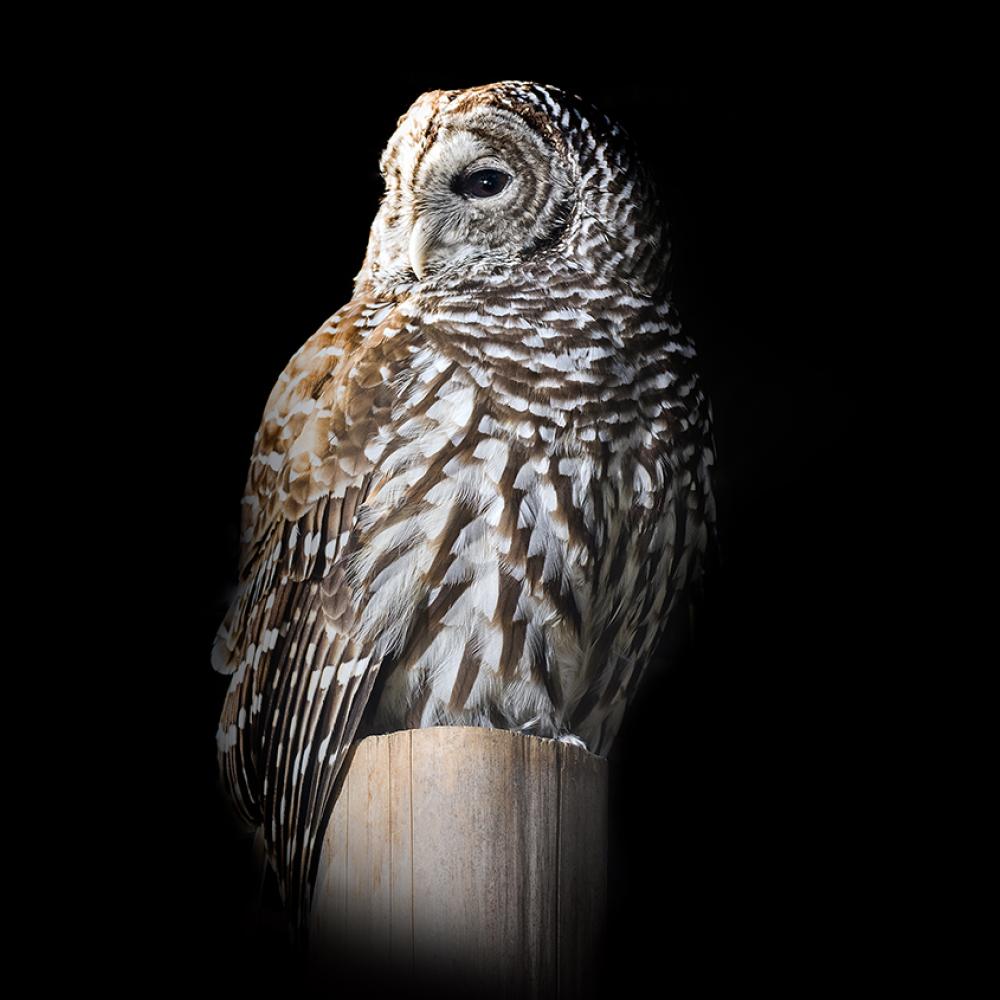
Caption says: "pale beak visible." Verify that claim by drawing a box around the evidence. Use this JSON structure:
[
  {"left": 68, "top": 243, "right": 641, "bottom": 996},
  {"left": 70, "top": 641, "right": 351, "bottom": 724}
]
[
  {"left": 409, "top": 215, "right": 462, "bottom": 280},
  {"left": 409, "top": 216, "right": 433, "bottom": 281}
]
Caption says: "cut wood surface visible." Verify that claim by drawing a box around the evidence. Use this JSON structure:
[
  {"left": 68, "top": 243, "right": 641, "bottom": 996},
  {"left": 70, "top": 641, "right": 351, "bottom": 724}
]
[{"left": 309, "top": 726, "right": 608, "bottom": 998}]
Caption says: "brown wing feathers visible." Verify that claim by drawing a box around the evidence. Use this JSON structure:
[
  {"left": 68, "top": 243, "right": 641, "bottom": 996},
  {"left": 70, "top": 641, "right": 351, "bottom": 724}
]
[{"left": 213, "top": 304, "right": 402, "bottom": 936}]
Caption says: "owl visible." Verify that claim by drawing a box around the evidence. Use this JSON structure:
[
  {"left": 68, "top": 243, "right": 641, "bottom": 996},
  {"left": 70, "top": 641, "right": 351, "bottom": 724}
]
[{"left": 212, "top": 80, "right": 717, "bottom": 936}]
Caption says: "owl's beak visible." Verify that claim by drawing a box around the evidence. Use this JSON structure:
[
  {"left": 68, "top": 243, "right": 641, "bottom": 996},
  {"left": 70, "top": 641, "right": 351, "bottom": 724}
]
[
  {"left": 408, "top": 216, "right": 434, "bottom": 281},
  {"left": 408, "top": 215, "right": 461, "bottom": 281}
]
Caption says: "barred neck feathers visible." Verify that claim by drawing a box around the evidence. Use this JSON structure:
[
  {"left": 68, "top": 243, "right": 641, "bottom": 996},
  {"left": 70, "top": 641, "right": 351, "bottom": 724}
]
[{"left": 399, "top": 271, "right": 701, "bottom": 459}]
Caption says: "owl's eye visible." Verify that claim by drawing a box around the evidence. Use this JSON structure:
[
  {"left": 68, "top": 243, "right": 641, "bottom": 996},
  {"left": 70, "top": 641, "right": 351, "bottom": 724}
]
[{"left": 455, "top": 169, "right": 511, "bottom": 199}]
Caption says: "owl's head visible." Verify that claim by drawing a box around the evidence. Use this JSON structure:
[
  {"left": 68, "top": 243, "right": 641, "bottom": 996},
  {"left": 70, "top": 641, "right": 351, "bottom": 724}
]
[{"left": 357, "top": 81, "right": 667, "bottom": 296}]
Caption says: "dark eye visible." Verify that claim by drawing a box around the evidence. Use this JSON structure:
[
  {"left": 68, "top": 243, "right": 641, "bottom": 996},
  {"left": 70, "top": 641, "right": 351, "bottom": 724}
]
[{"left": 455, "top": 168, "right": 511, "bottom": 199}]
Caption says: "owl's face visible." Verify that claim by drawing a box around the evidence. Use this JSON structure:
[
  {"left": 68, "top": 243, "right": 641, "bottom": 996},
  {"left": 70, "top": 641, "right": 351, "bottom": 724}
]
[
  {"left": 396, "top": 104, "right": 575, "bottom": 281},
  {"left": 358, "top": 81, "right": 666, "bottom": 296}
]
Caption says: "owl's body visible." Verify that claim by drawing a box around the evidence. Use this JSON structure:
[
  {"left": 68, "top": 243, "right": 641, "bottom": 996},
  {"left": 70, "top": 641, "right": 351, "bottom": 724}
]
[{"left": 212, "top": 81, "right": 717, "bottom": 933}]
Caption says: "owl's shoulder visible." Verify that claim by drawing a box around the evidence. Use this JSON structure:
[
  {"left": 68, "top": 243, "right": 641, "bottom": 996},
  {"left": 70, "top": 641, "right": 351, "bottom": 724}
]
[{"left": 239, "top": 297, "right": 420, "bottom": 536}]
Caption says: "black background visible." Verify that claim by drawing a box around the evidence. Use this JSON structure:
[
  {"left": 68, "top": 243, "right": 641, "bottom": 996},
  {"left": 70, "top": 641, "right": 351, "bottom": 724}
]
[{"left": 90, "top": 37, "right": 893, "bottom": 995}]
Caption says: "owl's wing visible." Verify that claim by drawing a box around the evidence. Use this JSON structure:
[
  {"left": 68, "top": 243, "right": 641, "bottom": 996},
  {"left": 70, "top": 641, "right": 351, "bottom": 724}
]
[{"left": 212, "top": 296, "right": 410, "bottom": 933}]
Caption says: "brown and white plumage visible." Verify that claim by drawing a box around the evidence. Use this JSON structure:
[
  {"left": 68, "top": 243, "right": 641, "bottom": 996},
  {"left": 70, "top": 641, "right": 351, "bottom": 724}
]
[{"left": 212, "top": 80, "right": 717, "bottom": 935}]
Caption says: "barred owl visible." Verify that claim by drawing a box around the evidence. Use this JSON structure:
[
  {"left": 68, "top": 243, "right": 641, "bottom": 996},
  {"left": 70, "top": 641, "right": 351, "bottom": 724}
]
[{"left": 212, "top": 80, "right": 717, "bottom": 935}]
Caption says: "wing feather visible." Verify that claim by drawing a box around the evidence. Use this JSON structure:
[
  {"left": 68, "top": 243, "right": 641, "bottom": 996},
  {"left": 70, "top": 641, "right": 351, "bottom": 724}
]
[{"left": 212, "top": 297, "right": 412, "bottom": 934}]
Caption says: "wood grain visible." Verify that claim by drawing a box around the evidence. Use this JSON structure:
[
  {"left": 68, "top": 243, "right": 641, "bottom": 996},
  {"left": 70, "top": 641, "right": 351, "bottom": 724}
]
[{"left": 309, "top": 726, "right": 608, "bottom": 997}]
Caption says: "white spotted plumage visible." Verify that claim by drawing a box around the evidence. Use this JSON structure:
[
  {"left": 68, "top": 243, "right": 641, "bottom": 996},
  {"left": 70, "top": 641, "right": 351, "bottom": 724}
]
[{"left": 212, "top": 80, "right": 718, "bottom": 937}]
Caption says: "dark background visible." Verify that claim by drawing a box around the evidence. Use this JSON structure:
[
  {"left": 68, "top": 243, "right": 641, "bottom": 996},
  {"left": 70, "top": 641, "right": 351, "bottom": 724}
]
[{"left": 92, "top": 39, "right": 891, "bottom": 994}]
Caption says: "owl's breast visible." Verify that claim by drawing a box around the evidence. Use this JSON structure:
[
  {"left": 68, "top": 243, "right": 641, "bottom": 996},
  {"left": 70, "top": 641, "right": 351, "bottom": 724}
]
[{"left": 339, "top": 361, "right": 676, "bottom": 745}]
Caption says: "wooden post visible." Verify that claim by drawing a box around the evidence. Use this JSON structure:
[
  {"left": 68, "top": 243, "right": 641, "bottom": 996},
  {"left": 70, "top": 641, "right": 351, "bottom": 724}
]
[{"left": 308, "top": 726, "right": 608, "bottom": 998}]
